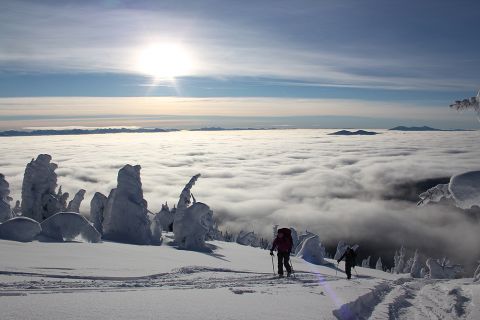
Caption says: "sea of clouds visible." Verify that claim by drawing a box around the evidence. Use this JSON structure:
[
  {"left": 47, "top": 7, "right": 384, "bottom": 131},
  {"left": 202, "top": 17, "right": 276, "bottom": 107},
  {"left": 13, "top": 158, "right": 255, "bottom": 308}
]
[{"left": 0, "top": 129, "right": 479, "bottom": 270}]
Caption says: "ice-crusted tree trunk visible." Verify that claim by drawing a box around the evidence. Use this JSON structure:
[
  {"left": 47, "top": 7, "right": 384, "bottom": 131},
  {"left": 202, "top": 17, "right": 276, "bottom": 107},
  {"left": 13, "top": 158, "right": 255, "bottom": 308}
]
[
  {"left": 375, "top": 257, "right": 383, "bottom": 271},
  {"left": 173, "top": 174, "right": 214, "bottom": 251},
  {"left": 103, "top": 165, "right": 152, "bottom": 245},
  {"left": 0, "top": 174, "right": 13, "bottom": 222},
  {"left": 90, "top": 192, "right": 107, "bottom": 235},
  {"left": 66, "top": 189, "right": 86, "bottom": 213}
]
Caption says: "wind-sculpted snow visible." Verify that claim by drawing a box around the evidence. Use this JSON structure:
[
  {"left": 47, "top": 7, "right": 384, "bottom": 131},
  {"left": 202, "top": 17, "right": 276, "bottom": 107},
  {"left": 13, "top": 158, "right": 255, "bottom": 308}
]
[
  {"left": 40, "top": 212, "right": 101, "bottom": 243},
  {"left": 296, "top": 235, "right": 326, "bottom": 265},
  {"left": 89, "top": 192, "right": 107, "bottom": 235},
  {"left": 174, "top": 174, "right": 214, "bottom": 251},
  {"left": 418, "top": 170, "right": 480, "bottom": 209},
  {"left": 1, "top": 130, "right": 480, "bottom": 270},
  {"left": 102, "top": 165, "right": 152, "bottom": 245},
  {"left": 20, "top": 154, "right": 61, "bottom": 221},
  {"left": 0, "top": 217, "right": 41, "bottom": 242},
  {"left": 0, "top": 174, "right": 13, "bottom": 222}
]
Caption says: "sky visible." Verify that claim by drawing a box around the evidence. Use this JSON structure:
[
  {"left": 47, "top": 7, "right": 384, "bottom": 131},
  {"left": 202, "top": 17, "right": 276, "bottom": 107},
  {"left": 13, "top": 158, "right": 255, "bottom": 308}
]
[{"left": 1, "top": 0, "right": 479, "bottom": 129}]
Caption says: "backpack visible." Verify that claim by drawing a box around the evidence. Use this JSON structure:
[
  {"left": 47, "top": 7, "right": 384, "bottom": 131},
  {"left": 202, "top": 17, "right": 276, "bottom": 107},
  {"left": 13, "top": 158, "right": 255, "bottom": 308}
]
[{"left": 277, "top": 228, "right": 293, "bottom": 244}]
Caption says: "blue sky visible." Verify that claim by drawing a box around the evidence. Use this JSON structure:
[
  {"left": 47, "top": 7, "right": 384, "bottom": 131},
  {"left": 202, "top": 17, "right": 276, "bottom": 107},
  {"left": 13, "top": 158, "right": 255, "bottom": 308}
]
[{"left": 0, "top": 0, "right": 479, "bottom": 129}]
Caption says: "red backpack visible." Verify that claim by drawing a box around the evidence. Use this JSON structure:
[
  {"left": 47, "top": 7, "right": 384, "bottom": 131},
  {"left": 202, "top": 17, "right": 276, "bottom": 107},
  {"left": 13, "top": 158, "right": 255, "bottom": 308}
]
[{"left": 277, "top": 228, "right": 293, "bottom": 245}]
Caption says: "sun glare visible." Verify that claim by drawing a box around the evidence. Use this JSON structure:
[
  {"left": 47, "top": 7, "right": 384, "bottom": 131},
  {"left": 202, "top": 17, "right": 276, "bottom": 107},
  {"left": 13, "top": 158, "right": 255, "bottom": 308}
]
[{"left": 136, "top": 43, "right": 193, "bottom": 80}]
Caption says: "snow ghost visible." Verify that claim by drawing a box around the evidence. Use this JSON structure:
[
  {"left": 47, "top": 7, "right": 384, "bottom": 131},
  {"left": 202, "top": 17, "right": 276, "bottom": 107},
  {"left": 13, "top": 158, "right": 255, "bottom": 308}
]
[
  {"left": 66, "top": 189, "right": 86, "bottom": 213},
  {"left": 426, "top": 258, "right": 463, "bottom": 279},
  {"left": 0, "top": 217, "right": 41, "bottom": 242},
  {"left": 334, "top": 241, "right": 349, "bottom": 260},
  {"left": 474, "top": 263, "right": 480, "bottom": 282},
  {"left": 236, "top": 230, "right": 257, "bottom": 246},
  {"left": 410, "top": 250, "right": 423, "bottom": 278},
  {"left": 90, "top": 192, "right": 107, "bottom": 235},
  {"left": 418, "top": 171, "right": 480, "bottom": 209},
  {"left": 0, "top": 174, "right": 13, "bottom": 222},
  {"left": 173, "top": 174, "right": 214, "bottom": 251},
  {"left": 103, "top": 165, "right": 152, "bottom": 245},
  {"left": 375, "top": 257, "right": 383, "bottom": 271},
  {"left": 156, "top": 202, "right": 175, "bottom": 232},
  {"left": 150, "top": 212, "right": 163, "bottom": 245},
  {"left": 362, "top": 256, "right": 371, "bottom": 268},
  {"left": 296, "top": 235, "right": 326, "bottom": 265},
  {"left": 21, "top": 154, "right": 64, "bottom": 221},
  {"left": 40, "top": 212, "right": 101, "bottom": 243}
]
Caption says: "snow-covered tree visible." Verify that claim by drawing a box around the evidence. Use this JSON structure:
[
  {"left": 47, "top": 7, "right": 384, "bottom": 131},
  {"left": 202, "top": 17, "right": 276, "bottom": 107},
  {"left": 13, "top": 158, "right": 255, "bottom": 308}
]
[
  {"left": 393, "top": 246, "right": 406, "bottom": 274},
  {"left": 173, "top": 174, "right": 214, "bottom": 251},
  {"left": 66, "top": 189, "right": 86, "bottom": 213},
  {"left": 426, "top": 258, "right": 463, "bottom": 279},
  {"left": 410, "top": 250, "right": 423, "bottom": 278},
  {"left": 296, "top": 235, "right": 326, "bottom": 265},
  {"left": 375, "top": 257, "right": 383, "bottom": 271},
  {"left": 90, "top": 192, "right": 107, "bottom": 235},
  {"left": 474, "top": 263, "right": 480, "bottom": 282},
  {"left": 40, "top": 212, "right": 101, "bottom": 243},
  {"left": 0, "top": 217, "right": 41, "bottom": 242},
  {"left": 21, "top": 154, "right": 64, "bottom": 221},
  {"left": 103, "top": 164, "right": 152, "bottom": 245},
  {"left": 0, "top": 173, "right": 13, "bottom": 222},
  {"left": 361, "top": 256, "right": 371, "bottom": 268},
  {"left": 450, "top": 89, "right": 480, "bottom": 121}
]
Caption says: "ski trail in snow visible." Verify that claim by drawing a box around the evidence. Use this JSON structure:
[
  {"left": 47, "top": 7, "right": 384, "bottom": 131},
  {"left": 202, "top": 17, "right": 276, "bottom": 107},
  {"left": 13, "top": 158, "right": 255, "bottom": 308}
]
[{"left": 333, "top": 277, "right": 475, "bottom": 320}]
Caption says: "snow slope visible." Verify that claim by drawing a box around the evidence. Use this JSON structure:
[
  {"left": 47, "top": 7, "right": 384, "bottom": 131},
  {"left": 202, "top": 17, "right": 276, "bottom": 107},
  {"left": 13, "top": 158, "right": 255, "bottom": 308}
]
[{"left": 0, "top": 237, "right": 478, "bottom": 320}]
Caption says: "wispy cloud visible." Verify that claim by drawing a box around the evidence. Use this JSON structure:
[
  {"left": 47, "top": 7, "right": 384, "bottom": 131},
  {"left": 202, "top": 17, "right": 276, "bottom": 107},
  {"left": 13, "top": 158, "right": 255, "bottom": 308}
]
[{"left": 1, "top": 1, "right": 478, "bottom": 91}]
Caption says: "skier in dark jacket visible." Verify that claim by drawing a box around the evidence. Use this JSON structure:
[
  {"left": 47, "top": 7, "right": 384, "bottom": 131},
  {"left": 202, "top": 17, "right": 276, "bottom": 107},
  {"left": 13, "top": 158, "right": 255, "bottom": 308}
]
[
  {"left": 337, "top": 247, "right": 357, "bottom": 280},
  {"left": 270, "top": 229, "right": 293, "bottom": 277}
]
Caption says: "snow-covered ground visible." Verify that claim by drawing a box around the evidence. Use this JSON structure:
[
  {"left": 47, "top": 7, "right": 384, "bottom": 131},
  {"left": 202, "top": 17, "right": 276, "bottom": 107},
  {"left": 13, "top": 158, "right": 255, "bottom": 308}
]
[{"left": 1, "top": 237, "right": 478, "bottom": 320}]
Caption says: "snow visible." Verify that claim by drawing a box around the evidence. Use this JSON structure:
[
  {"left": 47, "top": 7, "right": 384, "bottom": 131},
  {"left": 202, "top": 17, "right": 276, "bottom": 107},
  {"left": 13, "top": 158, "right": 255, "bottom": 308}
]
[
  {"left": 0, "top": 217, "right": 41, "bottom": 242},
  {"left": 102, "top": 165, "right": 152, "bottom": 245},
  {"left": 295, "top": 235, "right": 326, "bottom": 265},
  {"left": 89, "top": 192, "right": 107, "bottom": 235},
  {"left": 0, "top": 173, "right": 13, "bottom": 222},
  {"left": 66, "top": 189, "right": 86, "bottom": 213},
  {"left": 474, "top": 264, "right": 480, "bottom": 282},
  {"left": 20, "top": 154, "right": 61, "bottom": 221},
  {"left": 0, "top": 238, "right": 478, "bottom": 320},
  {"left": 418, "top": 170, "right": 480, "bottom": 209},
  {"left": 40, "top": 212, "right": 101, "bottom": 243},
  {"left": 173, "top": 175, "right": 214, "bottom": 251},
  {"left": 426, "top": 258, "right": 463, "bottom": 279}
]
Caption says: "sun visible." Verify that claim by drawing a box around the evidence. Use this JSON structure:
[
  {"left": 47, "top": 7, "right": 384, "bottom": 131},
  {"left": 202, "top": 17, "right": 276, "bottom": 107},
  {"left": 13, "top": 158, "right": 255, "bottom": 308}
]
[{"left": 136, "top": 43, "right": 193, "bottom": 80}]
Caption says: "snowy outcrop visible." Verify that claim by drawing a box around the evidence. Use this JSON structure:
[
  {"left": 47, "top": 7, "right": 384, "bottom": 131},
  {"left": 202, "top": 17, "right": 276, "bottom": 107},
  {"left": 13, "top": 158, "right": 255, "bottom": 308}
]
[
  {"left": 236, "top": 230, "right": 257, "bottom": 246},
  {"left": 173, "top": 174, "right": 214, "bottom": 251},
  {"left": 474, "top": 264, "right": 480, "bottom": 282},
  {"left": 393, "top": 246, "right": 406, "bottom": 274},
  {"left": 296, "top": 235, "right": 326, "bottom": 265},
  {"left": 426, "top": 258, "right": 463, "bottom": 279},
  {"left": 361, "top": 256, "right": 371, "bottom": 268},
  {"left": 40, "top": 212, "right": 101, "bottom": 243},
  {"left": 375, "top": 258, "right": 383, "bottom": 271},
  {"left": 0, "top": 217, "right": 41, "bottom": 242},
  {"left": 103, "top": 165, "right": 152, "bottom": 245},
  {"left": 0, "top": 174, "right": 13, "bottom": 222},
  {"left": 21, "top": 154, "right": 64, "bottom": 221},
  {"left": 66, "top": 189, "right": 86, "bottom": 213},
  {"left": 156, "top": 202, "right": 175, "bottom": 232},
  {"left": 410, "top": 250, "right": 423, "bottom": 278},
  {"left": 90, "top": 192, "right": 107, "bottom": 235},
  {"left": 418, "top": 171, "right": 480, "bottom": 209}
]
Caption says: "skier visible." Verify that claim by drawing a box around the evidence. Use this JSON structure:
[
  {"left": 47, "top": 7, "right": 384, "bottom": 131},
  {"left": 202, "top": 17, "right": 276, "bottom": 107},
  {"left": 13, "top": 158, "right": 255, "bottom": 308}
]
[
  {"left": 270, "top": 228, "right": 293, "bottom": 277},
  {"left": 337, "top": 247, "right": 357, "bottom": 280}
]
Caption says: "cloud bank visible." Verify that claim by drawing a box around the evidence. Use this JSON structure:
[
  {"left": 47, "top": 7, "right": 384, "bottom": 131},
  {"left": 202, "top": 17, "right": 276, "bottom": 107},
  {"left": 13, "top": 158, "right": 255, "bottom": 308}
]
[{"left": 0, "top": 129, "right": 479, "bottom": 271}]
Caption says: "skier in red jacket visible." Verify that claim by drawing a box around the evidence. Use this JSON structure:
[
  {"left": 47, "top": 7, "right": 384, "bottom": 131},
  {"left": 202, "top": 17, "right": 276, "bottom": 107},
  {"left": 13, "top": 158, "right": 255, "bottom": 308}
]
[{"left": 270, "top": 228, "right": 293, "bottom": 277}]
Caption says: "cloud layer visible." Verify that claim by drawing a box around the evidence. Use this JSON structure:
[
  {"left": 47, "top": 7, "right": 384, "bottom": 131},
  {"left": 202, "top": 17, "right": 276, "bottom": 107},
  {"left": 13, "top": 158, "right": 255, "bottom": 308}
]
[{"left": 1, "top": 129, "right": 479, "bottom": 271}]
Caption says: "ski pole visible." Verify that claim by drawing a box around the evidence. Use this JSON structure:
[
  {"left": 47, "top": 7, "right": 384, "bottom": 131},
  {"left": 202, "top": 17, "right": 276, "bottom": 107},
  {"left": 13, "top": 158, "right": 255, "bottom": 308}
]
[
  {"left": 289, "top": 259, "right": 295, "bottom": 278},
  {"left": 354, "top": 267, "right": 358, "bottom": 276},
  {"left": 271, "top": 255, "right": 275, "bottom": 275},
  {"left": 336, "top": 263, "right": 339, "bottom": 276}
]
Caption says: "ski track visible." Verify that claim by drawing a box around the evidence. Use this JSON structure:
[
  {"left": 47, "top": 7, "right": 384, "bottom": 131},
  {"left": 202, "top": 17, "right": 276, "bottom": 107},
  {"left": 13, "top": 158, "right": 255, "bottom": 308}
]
[
  {"left": 2, "top": 266, "right": 477, "bottom": 320},
  {"left": 0, "top": 266, "right": 339, "bottom": 296},
  {"left": 333, "top": 277, "right": 475, "bottom": 320}
]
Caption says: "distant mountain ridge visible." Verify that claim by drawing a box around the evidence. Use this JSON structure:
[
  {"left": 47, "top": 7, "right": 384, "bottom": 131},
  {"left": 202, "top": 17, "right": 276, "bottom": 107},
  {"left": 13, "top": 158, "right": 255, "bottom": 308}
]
[
  {"left": 0, "top": 127, "right": 178, "bottom": 137},
  {"left": 389, "top": 126, "right": 469, "bottom": 132},
  {"left": 329, "top": 129, "right": 379, "bottom": 136}
]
